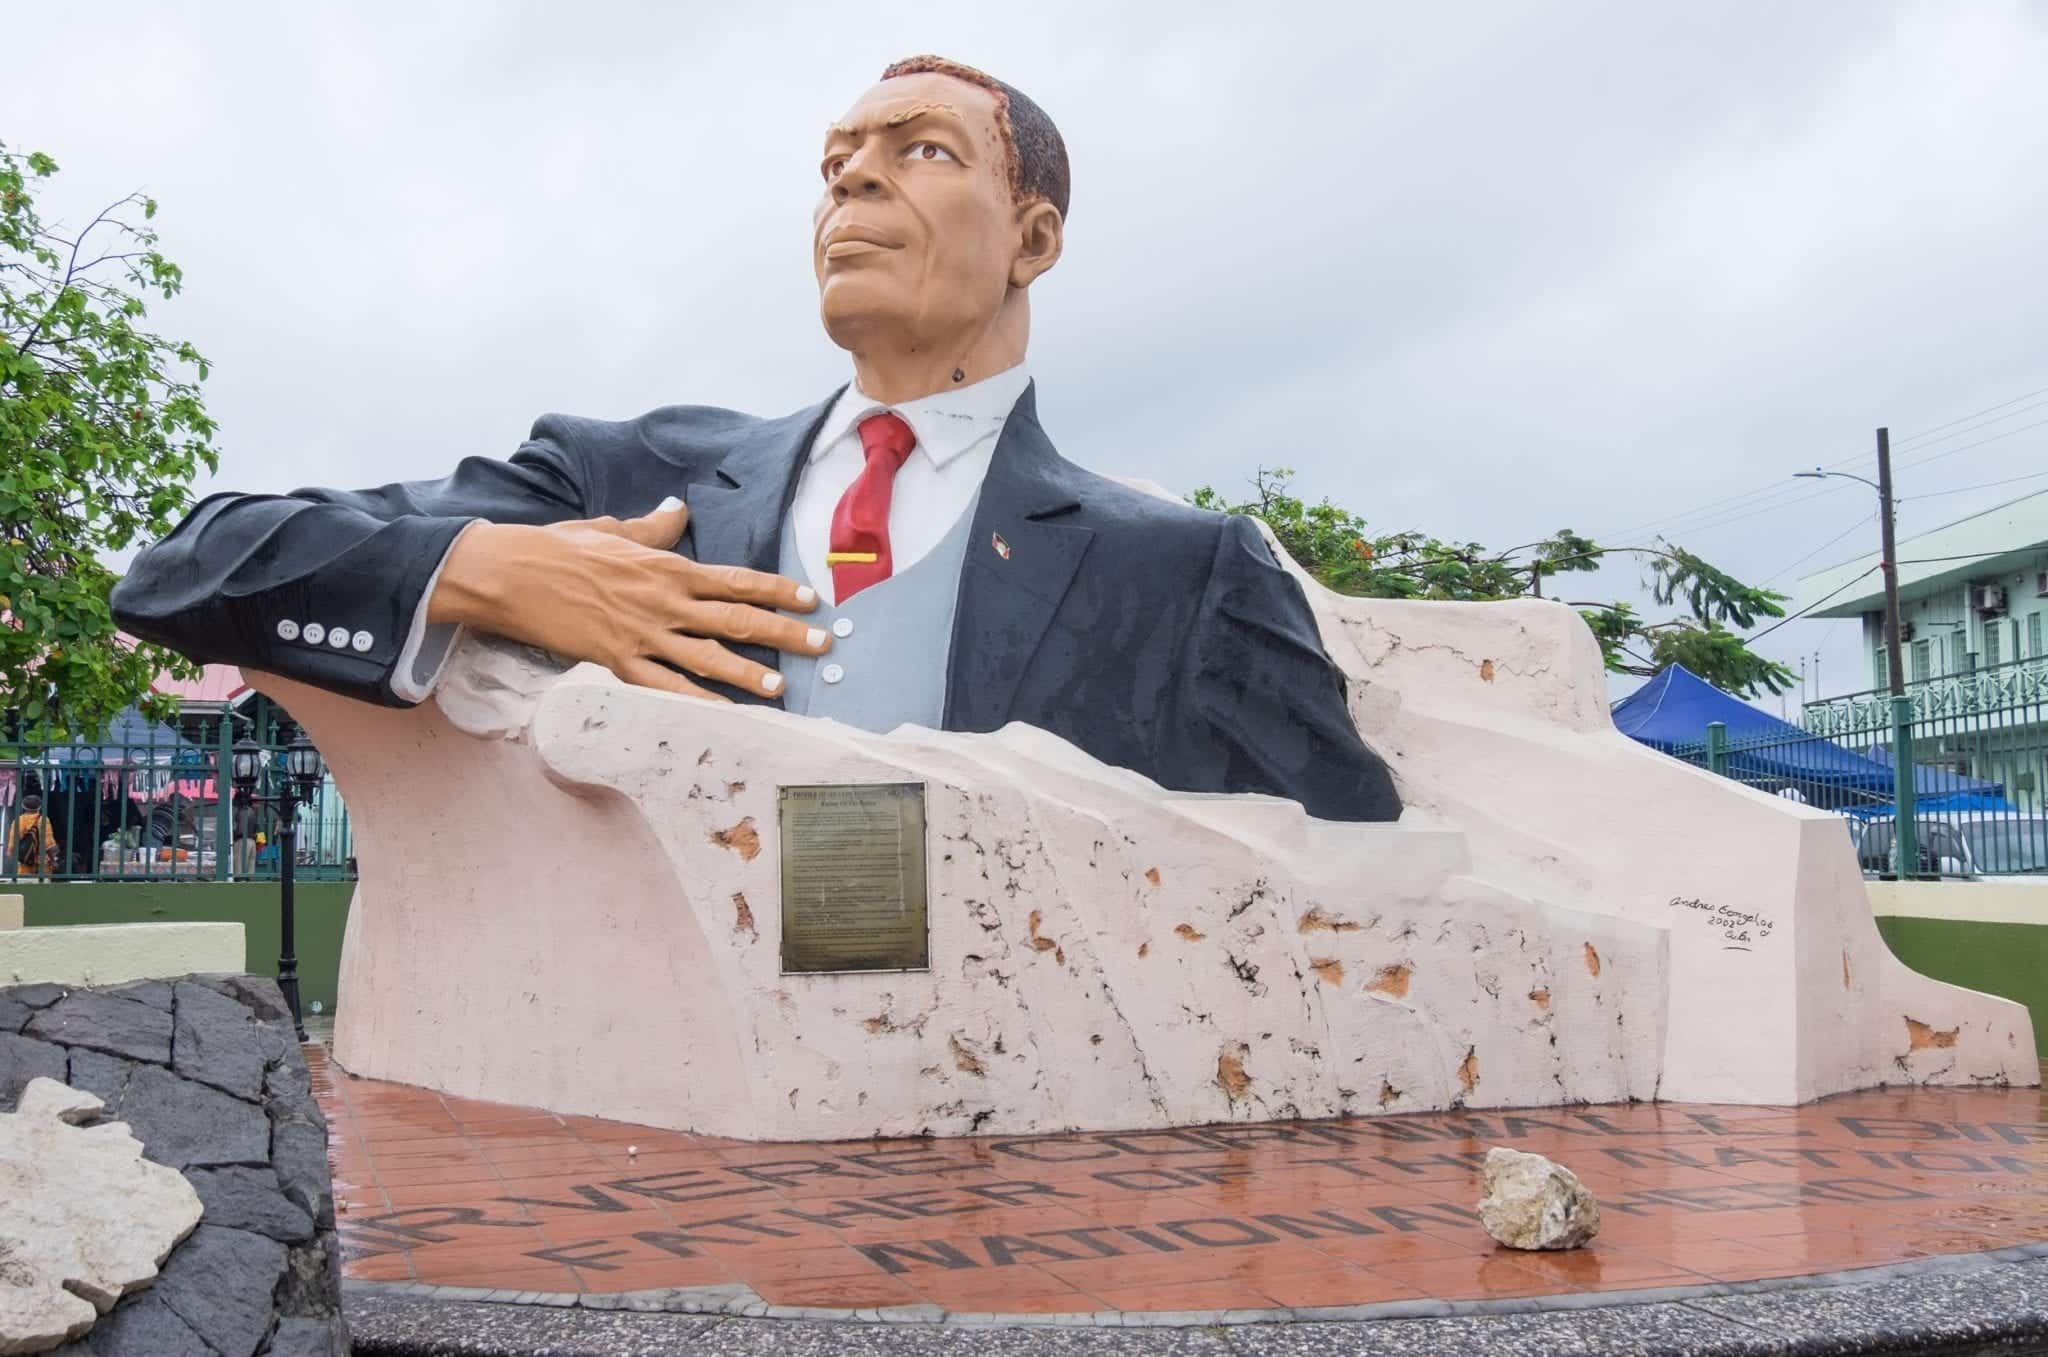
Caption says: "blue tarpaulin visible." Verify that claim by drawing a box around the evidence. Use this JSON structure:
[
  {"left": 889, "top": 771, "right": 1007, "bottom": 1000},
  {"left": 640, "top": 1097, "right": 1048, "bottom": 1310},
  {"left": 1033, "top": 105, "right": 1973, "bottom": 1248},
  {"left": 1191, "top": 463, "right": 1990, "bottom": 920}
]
[{"left": 1610, "top": 664, "right": 2011, "bottom": 812}]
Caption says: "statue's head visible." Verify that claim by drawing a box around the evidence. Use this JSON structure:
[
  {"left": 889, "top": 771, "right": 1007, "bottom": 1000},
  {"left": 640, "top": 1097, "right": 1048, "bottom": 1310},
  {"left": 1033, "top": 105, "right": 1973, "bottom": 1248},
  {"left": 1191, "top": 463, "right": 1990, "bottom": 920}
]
[{"left": 814, "top": 56, "right": 1068, "bottom": 364}]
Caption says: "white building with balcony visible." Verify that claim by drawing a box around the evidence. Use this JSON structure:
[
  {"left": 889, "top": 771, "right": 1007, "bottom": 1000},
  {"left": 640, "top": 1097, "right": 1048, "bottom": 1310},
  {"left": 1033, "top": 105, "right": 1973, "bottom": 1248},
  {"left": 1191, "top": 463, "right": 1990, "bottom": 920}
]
[{"left": 1795, "top": 489, "right": 2048, "bottom": 811}]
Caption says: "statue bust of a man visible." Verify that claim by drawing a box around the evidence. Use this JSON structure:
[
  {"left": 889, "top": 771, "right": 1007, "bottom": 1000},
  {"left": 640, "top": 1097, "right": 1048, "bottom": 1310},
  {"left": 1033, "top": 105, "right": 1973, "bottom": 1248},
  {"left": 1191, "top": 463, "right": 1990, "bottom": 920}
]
[{"left": 114, "top": 56, "right": 1399, "bottom": 823}]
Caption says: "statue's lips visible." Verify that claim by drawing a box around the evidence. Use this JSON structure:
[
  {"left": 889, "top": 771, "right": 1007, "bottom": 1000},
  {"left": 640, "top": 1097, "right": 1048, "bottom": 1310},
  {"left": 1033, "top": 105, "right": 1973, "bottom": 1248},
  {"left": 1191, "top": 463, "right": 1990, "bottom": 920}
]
[{"left": 822, "top": 226, "right": 903, "bottom": 260}]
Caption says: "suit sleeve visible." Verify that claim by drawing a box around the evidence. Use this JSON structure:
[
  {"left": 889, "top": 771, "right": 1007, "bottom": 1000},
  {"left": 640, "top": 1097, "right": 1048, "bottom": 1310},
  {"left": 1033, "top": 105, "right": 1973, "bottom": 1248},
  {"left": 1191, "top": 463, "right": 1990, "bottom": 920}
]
[
  {"left": 1155, "top": 515, "right": 1402, "bottom": 823},
  {"left": 110, "top": 428, "right": 591, "bottom": 708}
]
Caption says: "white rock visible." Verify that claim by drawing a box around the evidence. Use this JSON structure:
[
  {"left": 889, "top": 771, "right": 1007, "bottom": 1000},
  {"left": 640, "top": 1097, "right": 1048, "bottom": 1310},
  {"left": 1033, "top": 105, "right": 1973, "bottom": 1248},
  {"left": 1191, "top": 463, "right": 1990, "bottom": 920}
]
[
  {"left": 0, "top": 1077, "right": 203, "bottom": 1355},
  {"left": 1478, "top": 1146, "right": 1601, "bottom": 1250}
]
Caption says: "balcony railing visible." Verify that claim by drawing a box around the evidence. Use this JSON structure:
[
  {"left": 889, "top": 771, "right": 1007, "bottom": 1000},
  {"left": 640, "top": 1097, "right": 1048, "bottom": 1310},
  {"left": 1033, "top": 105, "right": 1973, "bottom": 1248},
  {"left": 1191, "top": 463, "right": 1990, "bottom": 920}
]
[{"left": 1803, "top": 655, "right": 2048, "bottom": 739}]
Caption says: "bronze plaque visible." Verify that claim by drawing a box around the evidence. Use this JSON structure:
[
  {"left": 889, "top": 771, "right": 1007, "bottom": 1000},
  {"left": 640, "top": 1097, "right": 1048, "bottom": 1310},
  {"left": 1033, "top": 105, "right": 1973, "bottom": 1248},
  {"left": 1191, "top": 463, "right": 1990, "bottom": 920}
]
[{"left": 778, "top": 782, "right": 930, "bottom": 974}]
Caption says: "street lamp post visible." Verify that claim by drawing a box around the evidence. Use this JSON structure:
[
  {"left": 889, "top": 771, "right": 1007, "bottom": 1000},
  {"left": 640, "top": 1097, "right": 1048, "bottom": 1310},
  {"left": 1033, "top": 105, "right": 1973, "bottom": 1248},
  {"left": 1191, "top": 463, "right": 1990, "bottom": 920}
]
[
  {"left": 231, "top": 731, "right": 325, "bottom": 1042},
  {"left": 1796, "top": 428, "right": 1918, "bottom": 876},
  {"left": 1795, "top": 429, "right": 1904, "bottom": 699}
]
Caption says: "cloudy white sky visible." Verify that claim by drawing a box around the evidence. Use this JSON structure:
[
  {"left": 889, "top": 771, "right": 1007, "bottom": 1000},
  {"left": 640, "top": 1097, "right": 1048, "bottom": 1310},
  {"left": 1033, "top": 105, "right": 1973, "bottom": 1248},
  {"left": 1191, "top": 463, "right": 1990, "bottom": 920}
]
[{"left": 5, "top": 1, "right": 2044, "bottom": 708}]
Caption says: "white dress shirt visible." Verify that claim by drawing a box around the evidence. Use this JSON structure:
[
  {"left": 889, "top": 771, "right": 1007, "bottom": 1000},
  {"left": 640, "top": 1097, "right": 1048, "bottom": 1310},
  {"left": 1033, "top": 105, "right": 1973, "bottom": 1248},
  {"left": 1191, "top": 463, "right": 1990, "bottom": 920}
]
[
  {"left": 790, "top": 363, "right": 1030, "bottom": 606},
  {"left": 388, "top": 364, "right": 1030, "bottom": 700}
]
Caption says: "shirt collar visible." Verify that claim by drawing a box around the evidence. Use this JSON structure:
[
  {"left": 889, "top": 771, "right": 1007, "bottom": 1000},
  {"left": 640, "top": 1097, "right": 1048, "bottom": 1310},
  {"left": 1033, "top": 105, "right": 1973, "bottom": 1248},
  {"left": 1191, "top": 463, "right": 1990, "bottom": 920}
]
[{"left": 810, "top": 363, "right": 1032, "bottom": 469}]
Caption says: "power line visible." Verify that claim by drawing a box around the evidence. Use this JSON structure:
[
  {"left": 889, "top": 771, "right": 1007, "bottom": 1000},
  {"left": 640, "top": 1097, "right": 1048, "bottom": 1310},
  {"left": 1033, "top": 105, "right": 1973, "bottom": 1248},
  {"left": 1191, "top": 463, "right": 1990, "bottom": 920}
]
[
  {"left": 1611, "top": 480, "right": 1853, "bottom": 549},
  {"left": 1908, "top": 468, "right": 2048, "bottom": 501},
  {"left": 1745, "top": 566, "right": 1879, "bottom": 642},
  {"left": 1591, "top": 382, "right": 2048, "bottom": 544},
  {"left": 1750, "top": 544, "right": 2048, "bottom": 641},
  {"left": 1611, "top": 410, "right": 2048, "bottom": 548},
  {"left": 1890, "top": 386, "right": 2048, "bottom": 451},
  {"left": 1760, "top": 511, "right": 1877, "bottom": 586},
  {"left": 1892, "top": 415, "right": 2048, "bottom": 474}
]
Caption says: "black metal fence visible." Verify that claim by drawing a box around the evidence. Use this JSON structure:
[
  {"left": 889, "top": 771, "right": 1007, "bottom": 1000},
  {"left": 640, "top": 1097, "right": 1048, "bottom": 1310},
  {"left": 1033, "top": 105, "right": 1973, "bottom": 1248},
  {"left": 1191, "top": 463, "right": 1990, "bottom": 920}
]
[
  {"left": 1669, "top": 657, "right": 2048, "bottom": 878},
  {"left": 2, "top": 723, "right": 353, "bottom": 883}
]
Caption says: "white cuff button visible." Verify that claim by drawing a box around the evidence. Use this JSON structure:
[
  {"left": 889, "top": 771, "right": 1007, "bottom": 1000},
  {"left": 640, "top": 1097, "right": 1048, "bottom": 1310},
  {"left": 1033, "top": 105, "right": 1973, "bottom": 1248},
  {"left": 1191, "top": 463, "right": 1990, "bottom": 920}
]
[
  {"left": 820, "top": 662, "right": 846, "bottom": 685},
  {"left": 302, "top": 623, "right": 326, "bottom": 645},
  {"left": 329, "top": 628, "right": 352, "bottom": 650},
  {"left": 831, "top": 618, "right": 854, "bottom": 639},
  {"left": 276, "top": 620, "right": 300, "bottom": 641},
  {"left": 352, "top": 631, "right": 374, "bottom": 653}
]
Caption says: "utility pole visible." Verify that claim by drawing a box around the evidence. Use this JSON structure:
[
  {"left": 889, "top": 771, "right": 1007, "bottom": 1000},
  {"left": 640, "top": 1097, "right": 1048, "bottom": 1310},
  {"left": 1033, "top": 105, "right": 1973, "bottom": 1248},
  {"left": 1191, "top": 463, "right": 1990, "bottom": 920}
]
[
  {"left": 1877, "top": 428, "right": 1905, "bottom": 698},
  {"left": 1875, "top": 427, "right": 1920, "bottom": 877}
]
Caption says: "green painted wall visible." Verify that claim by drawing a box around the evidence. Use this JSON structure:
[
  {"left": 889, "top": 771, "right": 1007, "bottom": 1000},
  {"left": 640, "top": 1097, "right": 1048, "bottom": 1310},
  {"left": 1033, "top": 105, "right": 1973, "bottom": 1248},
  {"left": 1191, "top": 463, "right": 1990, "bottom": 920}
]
[
  {"left": 15, "top": 882, "right": 353, "bottom": 1013},
  {"left": 1877, "top": 915, "right": 2048, "bottom": 1055}
]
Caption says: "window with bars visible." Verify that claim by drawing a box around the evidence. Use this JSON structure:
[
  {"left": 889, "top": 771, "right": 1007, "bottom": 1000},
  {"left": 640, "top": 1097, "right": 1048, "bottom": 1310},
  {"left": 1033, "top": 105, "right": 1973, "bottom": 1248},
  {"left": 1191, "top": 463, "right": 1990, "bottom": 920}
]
[
  {"left": 1986, "top": 621, "right": 2003, "bottom": 668},
  {"left": 2031, "top": 612, "right": 2043, "bottom": 658},
  {"left": 1912, "top": 638, "right": 1932, "bottom": 681},
  {"left": 1873, "top": 648, "right": 1889, "bottom": 689}
]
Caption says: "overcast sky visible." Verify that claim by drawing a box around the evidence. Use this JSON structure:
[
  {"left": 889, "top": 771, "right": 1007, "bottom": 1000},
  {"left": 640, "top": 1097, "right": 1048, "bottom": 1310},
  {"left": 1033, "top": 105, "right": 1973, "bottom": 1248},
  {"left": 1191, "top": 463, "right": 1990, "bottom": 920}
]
[{"left": 5, "top": 1, "right": 2044, "bottom": 708}]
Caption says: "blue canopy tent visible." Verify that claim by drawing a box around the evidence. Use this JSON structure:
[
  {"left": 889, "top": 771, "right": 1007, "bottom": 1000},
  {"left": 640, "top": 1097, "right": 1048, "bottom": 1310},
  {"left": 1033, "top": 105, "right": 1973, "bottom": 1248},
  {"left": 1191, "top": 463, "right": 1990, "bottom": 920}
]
[
  {"left": 1858, "top": 745, "right": 2016, "bottom": 816},
  {"left": 1610, "top": 664, "right": 2010, "bottom": 813}
]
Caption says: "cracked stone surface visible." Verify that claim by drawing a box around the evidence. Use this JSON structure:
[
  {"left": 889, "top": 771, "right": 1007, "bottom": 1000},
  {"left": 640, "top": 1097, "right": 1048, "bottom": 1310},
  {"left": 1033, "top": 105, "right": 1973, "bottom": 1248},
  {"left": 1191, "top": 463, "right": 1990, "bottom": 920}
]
[
  {"left": 269, "top": 513, "right": 2032, "bottom": 1140},
  {"left": 0, "top": 977, "right": 350, "bottom": 1357},
  {"left": 0, "top": 1077, "right": 202, "bottom": 1355},
  {"left": 171, "top": 981, "right": 269, "bottom": 1102},
  {"left": 22, "top": 993, "right": 169, "bottom": 1067}
]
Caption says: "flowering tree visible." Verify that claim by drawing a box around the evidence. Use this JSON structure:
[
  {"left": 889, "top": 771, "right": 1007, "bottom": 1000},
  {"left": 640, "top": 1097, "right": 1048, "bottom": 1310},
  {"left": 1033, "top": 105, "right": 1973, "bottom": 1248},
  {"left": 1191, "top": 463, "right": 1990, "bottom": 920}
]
[
  {"left": 1, "top": 143, "right": 217, "bottom": 736},
  {"left": 1194, "top": 468, "right": 1795, "bottom": 699}
]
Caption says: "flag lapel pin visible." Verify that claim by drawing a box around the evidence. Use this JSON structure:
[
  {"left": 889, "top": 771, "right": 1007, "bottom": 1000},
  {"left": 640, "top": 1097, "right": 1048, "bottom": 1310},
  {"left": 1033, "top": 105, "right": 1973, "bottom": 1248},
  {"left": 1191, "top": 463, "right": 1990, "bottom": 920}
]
[{"left": 991, "top": 531, "right": 1012, "bottom": 560}]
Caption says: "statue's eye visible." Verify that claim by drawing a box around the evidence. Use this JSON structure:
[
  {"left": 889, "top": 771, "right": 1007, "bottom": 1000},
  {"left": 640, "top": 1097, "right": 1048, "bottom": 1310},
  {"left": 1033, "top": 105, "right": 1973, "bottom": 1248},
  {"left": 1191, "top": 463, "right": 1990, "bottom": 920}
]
[
  {"left": 904, "top": 142, "right": 955, "bottom": 163},
  {"left": 822, "top": 156, "right": 849, "bottom": 182}
]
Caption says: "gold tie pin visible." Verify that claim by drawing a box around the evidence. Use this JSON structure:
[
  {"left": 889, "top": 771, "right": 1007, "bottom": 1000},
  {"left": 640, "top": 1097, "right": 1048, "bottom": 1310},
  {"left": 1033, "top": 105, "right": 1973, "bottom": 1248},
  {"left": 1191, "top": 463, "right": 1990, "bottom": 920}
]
[{"left": 825, "top": 551, "right": 879, "bottom": 565}]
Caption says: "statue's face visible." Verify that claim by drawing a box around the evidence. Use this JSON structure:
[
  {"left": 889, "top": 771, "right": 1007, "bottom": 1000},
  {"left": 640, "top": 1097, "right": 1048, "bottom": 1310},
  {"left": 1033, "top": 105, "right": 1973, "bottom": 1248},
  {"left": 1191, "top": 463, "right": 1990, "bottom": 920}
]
[{"left": 814, "top": 73, "right": 1022, "bottom": 352}]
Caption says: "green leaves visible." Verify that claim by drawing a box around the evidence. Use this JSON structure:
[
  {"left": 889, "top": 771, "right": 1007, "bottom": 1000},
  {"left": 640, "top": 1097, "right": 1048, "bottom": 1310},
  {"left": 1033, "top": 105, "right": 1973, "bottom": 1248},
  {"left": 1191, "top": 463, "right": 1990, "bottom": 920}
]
[
  {"left": 1, "top": 140, "right": 213, "bottom": 738},
  {"left": 1193, "top": 468, "right": 1798, "bottom": 701}
]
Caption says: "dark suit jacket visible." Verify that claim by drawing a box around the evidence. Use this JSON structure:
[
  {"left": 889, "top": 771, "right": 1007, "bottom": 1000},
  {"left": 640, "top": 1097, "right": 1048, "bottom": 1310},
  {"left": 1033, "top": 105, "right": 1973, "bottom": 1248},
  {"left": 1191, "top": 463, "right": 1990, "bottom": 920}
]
[{"left": 112, "top": 385, "right": 1401, "bottom": 822}]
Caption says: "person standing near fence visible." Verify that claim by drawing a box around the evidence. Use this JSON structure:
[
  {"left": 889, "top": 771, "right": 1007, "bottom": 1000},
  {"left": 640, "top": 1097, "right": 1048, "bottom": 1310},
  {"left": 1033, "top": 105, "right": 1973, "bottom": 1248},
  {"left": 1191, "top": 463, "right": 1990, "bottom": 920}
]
[
  {"left": 232, "top": 788, "right": 260, "bottom": 879},
  {"left": 11, "top": 793, "right": 60, "bottom": 882}
]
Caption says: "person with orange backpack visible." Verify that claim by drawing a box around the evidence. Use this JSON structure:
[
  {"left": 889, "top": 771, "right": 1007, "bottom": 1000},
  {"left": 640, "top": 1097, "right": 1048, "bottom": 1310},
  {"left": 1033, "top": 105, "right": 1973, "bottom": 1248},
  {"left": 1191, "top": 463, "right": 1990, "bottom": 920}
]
[{"left": 11, "top": 793, "right": 60, "bottom": 881}]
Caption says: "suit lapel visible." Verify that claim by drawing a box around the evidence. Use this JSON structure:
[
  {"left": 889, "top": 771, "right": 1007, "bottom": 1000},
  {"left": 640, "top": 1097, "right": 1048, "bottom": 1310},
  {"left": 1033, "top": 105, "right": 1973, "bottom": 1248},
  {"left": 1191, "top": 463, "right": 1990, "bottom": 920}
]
[
  {"left": 684, "top": 391, "right": 840, "bottom": 573},
  {"left": 945, "top": 383, "right": 1095, "bottom": 731},
  {"left": 678, "top": 392, "right": 836, "bottom": 701}
]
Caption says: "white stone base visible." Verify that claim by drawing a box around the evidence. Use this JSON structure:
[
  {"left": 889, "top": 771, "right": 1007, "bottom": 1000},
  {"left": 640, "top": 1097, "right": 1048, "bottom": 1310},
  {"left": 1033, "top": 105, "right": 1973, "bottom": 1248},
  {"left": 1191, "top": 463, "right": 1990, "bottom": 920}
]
[
  {"left": 0, "top": 922, "right": 245, "bottom": 988},
  {"left": 264, "top": 521, "right": 2035, "bottom": 1140}
]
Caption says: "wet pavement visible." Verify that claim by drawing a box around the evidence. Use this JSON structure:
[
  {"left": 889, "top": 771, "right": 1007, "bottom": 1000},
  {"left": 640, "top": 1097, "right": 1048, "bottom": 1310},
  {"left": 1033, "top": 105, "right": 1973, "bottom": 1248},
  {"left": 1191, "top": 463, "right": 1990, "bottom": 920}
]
[{"left": 317, "top": 1049, "right": 2047, "bottom": 1321}]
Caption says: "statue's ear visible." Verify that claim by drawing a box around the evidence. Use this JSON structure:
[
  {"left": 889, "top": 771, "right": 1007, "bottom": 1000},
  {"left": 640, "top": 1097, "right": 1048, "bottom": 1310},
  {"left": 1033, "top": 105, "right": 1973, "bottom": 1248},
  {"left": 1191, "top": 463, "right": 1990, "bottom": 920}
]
[{"left": 1009, "top": 200, "right": 1064, "bottom": 289}]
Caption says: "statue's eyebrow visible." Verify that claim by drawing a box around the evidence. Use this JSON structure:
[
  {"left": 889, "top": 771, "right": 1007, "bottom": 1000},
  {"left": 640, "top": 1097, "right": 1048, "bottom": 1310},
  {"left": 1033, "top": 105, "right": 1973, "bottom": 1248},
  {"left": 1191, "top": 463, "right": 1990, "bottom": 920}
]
[{"left": 825, "top": 102, "right": 964, "bottom": 142}]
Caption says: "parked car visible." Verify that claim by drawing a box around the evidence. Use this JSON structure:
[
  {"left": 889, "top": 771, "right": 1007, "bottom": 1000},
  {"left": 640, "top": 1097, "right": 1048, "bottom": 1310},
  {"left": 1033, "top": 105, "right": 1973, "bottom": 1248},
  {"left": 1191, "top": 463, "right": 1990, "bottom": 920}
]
[{"left": 1849, "top": 812, "right": 2048, "bottom": 880}]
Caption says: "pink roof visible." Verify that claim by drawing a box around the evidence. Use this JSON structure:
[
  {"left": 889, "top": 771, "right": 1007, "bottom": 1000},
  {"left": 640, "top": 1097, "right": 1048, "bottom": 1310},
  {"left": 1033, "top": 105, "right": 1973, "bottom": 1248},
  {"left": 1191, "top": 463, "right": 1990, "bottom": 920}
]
[{"left": 151, "top": 663, "right": 249, "bottom": 704}]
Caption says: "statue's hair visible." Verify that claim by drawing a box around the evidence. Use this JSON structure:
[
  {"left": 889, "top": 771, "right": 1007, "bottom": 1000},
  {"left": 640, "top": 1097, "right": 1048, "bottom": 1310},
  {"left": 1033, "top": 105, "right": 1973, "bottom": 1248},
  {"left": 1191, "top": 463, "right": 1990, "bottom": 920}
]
[{"left": 880, "top": 55, "right": 1070, "bottom": 222}]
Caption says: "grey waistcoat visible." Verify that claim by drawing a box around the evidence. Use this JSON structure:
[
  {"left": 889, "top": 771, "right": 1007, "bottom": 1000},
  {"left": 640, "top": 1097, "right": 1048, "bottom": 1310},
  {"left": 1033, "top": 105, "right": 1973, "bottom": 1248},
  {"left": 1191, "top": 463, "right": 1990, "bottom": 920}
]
[{"left": 776, "top": 496, "right": 979, "bottom": 731}]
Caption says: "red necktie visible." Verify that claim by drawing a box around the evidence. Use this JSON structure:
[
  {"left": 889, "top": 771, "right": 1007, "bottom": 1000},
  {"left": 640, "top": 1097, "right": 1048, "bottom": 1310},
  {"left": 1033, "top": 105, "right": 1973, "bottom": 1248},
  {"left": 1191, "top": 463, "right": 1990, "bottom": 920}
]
[{"left": 828, "top": 412, "right": 916, "bottom": 603}]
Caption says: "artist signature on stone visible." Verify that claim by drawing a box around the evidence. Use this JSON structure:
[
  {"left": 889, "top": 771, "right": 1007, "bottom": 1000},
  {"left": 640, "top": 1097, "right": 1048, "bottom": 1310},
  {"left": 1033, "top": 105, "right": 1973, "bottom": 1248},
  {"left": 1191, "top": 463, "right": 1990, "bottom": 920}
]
[{"left": 1668, "top": 896, "right": 1775, "bottom": 950}]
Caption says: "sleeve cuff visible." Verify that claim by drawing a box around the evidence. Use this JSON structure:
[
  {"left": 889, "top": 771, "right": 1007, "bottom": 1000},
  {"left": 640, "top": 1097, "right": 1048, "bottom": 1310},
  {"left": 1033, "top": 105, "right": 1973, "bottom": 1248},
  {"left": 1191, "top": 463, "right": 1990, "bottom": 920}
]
[{"left": 387, "top": 524, "right": 474, "bottom": 704}]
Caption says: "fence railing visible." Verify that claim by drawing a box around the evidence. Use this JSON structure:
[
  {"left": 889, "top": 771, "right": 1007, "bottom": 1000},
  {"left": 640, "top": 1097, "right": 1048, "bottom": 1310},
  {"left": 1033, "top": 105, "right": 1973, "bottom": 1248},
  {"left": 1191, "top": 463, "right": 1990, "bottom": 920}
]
[
  {"left": 1671, "top": 679, "right": 2048, "bottom": 879},
  {"left": 1804, "top": 654, "right": 2048, "bottom": 738},
  {"left": 2, "top": 723, "right": 353, "bottom": 884}
]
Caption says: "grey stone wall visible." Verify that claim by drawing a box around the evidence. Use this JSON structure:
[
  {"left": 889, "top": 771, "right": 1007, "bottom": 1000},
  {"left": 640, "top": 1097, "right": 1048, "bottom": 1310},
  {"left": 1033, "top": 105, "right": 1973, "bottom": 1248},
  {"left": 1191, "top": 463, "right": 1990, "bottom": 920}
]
[{"left": 1, "top": 975, "right": 350, "bottom": 1357}]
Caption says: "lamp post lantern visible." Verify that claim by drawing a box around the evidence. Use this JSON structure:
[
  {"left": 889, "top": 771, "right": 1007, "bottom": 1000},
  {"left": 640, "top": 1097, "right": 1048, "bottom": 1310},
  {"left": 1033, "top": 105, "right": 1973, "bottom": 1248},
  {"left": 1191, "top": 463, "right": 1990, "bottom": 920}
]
[{"left": 230, "top": 730, "right": 324, "bottom": 1041}]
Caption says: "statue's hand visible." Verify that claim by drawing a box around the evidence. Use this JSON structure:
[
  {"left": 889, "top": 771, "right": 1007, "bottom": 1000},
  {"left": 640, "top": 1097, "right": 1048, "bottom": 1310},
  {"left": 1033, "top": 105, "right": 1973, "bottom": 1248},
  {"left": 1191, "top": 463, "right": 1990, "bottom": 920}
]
[{"left": 427, "top": 497, "right": 827, "bottom": 702}]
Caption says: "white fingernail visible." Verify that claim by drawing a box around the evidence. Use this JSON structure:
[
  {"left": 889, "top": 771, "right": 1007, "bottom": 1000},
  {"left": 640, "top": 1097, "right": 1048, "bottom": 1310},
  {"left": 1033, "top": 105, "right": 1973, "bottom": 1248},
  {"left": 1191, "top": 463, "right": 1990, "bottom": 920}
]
[
  {"left": 806, "top": 628, "right": 827, "bottom": 648},
  {"left": 761, "top": 672, "right": 782, "bottom": 693},
  {"left": 658, "top": 495, "right": 684, "bottom": 512},
  {"left": 795, "top": 585, "right": 817, "bottom": 606}
]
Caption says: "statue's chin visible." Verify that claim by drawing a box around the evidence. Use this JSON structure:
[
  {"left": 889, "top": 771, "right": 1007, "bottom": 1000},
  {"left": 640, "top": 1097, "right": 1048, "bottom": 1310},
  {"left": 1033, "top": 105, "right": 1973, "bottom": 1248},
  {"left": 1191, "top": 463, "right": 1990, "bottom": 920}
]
[{"left": 816, "top": 275, "right": 922, "bottom": 355}]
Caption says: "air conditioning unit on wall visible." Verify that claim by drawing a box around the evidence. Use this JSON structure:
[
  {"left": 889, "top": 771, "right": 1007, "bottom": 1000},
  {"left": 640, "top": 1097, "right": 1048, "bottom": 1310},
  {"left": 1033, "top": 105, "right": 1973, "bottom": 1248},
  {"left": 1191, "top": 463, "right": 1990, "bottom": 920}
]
[
  {"left": 1976, "top": 584, "right": 2008, "bottom": 614},
  {"left": 2036, "top": 569, "right": 2048, "bottom": 598}
]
